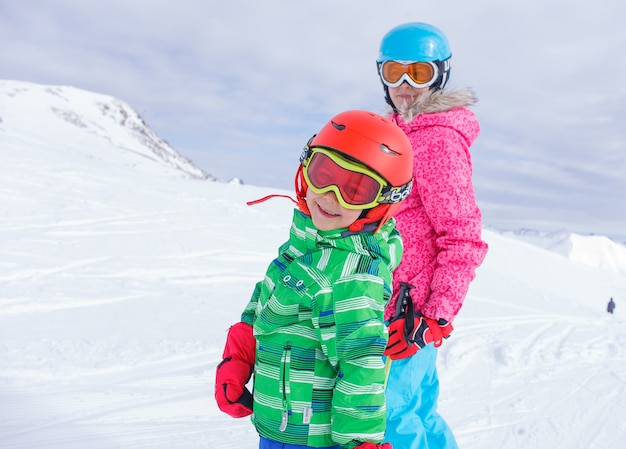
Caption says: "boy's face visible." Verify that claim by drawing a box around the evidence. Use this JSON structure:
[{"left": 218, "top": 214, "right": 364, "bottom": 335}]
[{"left": 306, "top": 189, "right": 363, "bottom": 231}]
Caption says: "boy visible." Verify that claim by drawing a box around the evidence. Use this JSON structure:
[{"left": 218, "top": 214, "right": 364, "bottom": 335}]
[{"left": 215, "top": 110, "right": 413, "bottom": 449}]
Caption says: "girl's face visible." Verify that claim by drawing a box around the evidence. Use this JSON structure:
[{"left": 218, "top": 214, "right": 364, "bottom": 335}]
[
  {"left": 306, "top": 189, "right": 362, "bottom": 231},
  {"left": 389, "top": 83, "right": 428, "bottom": 109}
]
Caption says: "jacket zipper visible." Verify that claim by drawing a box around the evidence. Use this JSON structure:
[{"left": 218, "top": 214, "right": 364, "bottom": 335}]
[{"left": 279, "top": 342, "right": 292, "bottom": 432}]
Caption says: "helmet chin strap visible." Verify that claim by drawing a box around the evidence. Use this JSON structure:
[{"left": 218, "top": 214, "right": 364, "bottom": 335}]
[
  {"left": 343, "top": 220, "right": 379, "bottom": 237},
  {"left": 347, "top": 205, "right": 387, "bottom": 234},
  {"left": 382, "top": 83, "right": 399, "bottom": 112}
]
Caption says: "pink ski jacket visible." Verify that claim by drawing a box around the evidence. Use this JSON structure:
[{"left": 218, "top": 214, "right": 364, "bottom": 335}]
[{"left": 384, "top": 88, "right": 488, "bottom": 323}]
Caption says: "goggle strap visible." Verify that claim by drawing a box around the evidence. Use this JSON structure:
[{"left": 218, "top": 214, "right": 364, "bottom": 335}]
[
  {"left": 299, "top": 136, "right": 316, "bottom": 164},
  {"left": 378, "top": 179, "right": 413, "bottom": 204}
]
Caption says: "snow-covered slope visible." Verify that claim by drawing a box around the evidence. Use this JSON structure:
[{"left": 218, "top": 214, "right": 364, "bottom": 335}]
[
  {"left": 496, "top": 228, "right": 626, "bottom": 276},
  {"left": 1, "top": 81, "right": 625, "bottom": 449},
  {"left": 0, "top": 79, "right": 212, "bottom": 180}
]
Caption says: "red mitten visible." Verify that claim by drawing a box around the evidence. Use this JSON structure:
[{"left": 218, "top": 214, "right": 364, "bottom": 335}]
[{"left": 215, "top": 322, "right": 256, "bottom": 418}]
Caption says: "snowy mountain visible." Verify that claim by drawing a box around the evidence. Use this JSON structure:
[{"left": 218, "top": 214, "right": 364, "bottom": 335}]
[
  {"left": 0, "top": 79, "right": 213, "bottom": 180},
  {"left": 495, "top": 228, "right": 626, "bottom": 277},
  {"left": 1, "top": 80, "right": 625, "bottom": 448}
]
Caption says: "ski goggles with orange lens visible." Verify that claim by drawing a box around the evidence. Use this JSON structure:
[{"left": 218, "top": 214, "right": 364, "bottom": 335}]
[
  {"left": 379, "top": 60, "right": 439, "bottom": 88},
  {"left": 301, "top": 147, "right": 412, "bottom": 210}
]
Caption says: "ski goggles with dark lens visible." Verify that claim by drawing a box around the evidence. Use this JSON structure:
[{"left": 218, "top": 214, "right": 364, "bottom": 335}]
[
  {"left": 379, "top": 60, "right": 439, "bottom": 88},
  {"left": 302, "top": 147, "right": 412, "bottom": 210}
]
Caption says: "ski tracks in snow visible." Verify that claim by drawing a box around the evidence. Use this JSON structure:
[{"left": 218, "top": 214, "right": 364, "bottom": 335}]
[
  {"left": 0, "top": 349, "right": 258, "bottom": 449},
  {"left": 438, "top": 294, "right": 626, "bottom": 448}
]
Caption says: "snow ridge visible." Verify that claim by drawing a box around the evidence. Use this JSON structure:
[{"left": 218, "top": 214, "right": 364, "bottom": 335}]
[
  {"left": 0, "top": 79, "right": 213, "bottom": 180},
  {"left": 495, "top": 228, "right": 626, "bottom": 276}
]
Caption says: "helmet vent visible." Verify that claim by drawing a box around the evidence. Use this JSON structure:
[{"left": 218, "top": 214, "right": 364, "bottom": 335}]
[
  {"left": 380, "top": 144, "right": 399, "bottom": 155},
  {"left": 331, "top": 121, "right": 346, "bottom": 131}
]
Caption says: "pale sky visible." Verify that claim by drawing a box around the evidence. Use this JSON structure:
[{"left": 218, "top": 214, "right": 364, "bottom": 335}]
[{"left": 2, "top": 0, "right": 625, "bottom": 240}]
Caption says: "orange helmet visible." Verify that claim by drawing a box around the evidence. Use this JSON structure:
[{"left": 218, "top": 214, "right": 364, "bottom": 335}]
[{"left": 295, "top": 110, "right": 413, "bottom": 232}]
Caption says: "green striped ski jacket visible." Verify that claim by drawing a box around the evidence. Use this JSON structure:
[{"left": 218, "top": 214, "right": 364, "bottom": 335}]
[{"left": 241, "top": 209, "right": 403, "bottom": 448}]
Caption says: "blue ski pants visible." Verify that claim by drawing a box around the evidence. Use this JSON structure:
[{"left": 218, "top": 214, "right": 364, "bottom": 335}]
[{"left": 383, "top": 343, "right": 458, "bottom": 449}]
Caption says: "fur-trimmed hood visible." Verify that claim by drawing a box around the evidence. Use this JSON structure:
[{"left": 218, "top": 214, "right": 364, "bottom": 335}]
[{"left": 384, "top": 87, "right": 478, "bottom": 123}]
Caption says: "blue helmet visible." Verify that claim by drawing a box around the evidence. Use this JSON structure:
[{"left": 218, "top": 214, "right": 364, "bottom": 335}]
[
  {"left": 378, "top": 22, "right": 451, "bottom": 63},
  {"left": 377, "top": 22, "right": 452, "bottom": 94}
]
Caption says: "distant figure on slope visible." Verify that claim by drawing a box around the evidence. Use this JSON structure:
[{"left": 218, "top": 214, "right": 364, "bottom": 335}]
[
  {"left": 375, "top": 22, "right": 489, "bottom": 449},
  {"left": 607, "top": 297, "right": 616, "bottom": 314},
  {"left": 215, "top": 110, "right": 415, "bottom": 449}
]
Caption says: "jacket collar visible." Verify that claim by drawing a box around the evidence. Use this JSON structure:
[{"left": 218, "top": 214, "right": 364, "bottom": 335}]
[
  {"left": 287, "top": 209, "right": 396, "bottom": 262},
  {"left": 387, "top": 87, "right": 477, "bottom": 123}
]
